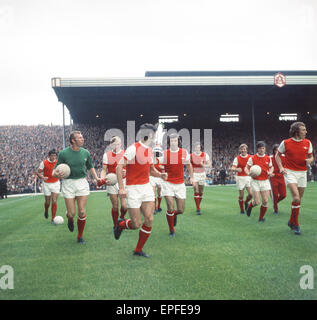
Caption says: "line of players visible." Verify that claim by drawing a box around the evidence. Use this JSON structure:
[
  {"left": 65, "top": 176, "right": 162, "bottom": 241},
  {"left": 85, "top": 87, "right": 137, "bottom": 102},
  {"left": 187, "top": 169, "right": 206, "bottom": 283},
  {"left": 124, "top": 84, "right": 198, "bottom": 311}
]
[
  {"left": 231, "top": 121, "right": 313, "bottom": 235},
  {"left": 37, "top": 121, "right": 313, "bottom": 257}
]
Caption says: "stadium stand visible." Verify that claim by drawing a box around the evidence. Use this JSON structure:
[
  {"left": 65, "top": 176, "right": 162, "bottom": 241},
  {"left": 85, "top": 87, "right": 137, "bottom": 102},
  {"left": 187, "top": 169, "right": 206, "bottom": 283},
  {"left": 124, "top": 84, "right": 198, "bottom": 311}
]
[{"left": 0, "top": 121, "right": 316, "bottom": 194}]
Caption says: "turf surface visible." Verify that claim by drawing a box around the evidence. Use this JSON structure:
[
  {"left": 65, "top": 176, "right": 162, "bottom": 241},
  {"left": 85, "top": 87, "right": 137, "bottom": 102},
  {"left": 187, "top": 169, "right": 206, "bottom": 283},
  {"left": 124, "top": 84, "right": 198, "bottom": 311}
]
[{"left": 0, "top": 183, "right": 317, "bottom": 300}]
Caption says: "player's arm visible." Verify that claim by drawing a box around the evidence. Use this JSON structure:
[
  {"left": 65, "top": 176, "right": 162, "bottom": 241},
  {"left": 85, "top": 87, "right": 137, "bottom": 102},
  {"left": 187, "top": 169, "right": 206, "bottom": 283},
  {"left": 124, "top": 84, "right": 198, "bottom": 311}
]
[
  {"left": 231, "top": 157, "right": 242, "bottom": 172},
  {"left": 275, "top": 152, "right": 286, "bottom": 175},
  {"left": 52, "top": 154, "right": 66, "bottom": 179},
  {"left": 305, "top": 143, "right": 314, "bottom": 165},
  {"left": 185, "top": 161, "right": 194, "bottom": 185},
  {"left": 204, "top": 154, "right": 211, "bottom": 168},
  {"left": 100, "top": 164, "right": 107, "bottom": 179},
  {"left": 37, "top": 162, "right": 48, "bottom": 180},
  {"left": 86, "top": 152, "right": 100, "bottom": 184},
  {"left": 306, "top": 154, "right": 314, "bottom": 165},
  {"left": 268, "top": 160, "right": 274, "bottom": 177},
  {"left": 150, "top": 164, "right": 168, "bottom": 180},
  {"left": 116, "top": 157, "right": 127, "bottom": 198}
]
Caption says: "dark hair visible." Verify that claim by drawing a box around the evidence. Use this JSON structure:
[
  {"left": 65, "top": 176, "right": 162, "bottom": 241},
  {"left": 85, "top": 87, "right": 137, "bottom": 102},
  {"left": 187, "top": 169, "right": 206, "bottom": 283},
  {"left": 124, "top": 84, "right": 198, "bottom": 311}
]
[
  {"left": 139, "top": 123, "right": 157, "bottom": 141},
  {"left": 167, "top": 133, "right": 182, "bottom": 148},
  {"left": 256, "top": 141, "right": 266, "bottom": 149},
  {"left": 69, "top": 131, "right": 81, "bottom": 144},
  {"left": 48, "top": 149, "right": 58, "bottom": 156},
  {"left": 289, "top": 122, "right": 305, "bottom": 137},
  {"left": 272, "top": 144, "right": 279, "bottom": 154}
]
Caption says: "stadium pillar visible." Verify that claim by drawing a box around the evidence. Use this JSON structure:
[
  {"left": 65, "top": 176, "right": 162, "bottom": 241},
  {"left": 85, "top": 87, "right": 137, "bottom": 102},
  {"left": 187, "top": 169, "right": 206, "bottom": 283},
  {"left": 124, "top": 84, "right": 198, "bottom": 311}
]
[
  {"left": 62, "top": 103, "right": 66, "bottom": 149},
  {"left": 251, "top": 98, "right": 256, "bottom": 154}
]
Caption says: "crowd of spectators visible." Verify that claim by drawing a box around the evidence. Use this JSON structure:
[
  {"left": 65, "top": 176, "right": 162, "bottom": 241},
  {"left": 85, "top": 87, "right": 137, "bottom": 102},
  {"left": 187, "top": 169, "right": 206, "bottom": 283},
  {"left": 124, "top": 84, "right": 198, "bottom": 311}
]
[{"left": 0, "top": 122, "right": 316, "bottom": 194}]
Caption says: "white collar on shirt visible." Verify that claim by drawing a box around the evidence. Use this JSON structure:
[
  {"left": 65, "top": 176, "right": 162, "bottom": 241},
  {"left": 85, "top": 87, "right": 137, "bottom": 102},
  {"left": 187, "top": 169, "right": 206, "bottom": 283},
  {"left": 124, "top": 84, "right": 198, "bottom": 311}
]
[
  {"left": 139, "top": 141, "right": 149, "bottom": 149},
  {"left": 239, "top": 153, "right": 248, "bottom": 158},
  {"left": 170, "top": 148, "right": 179, "bottom": 153},
  {"left": 256, "top": 153, "right": 265, "bottom": 157},
  {"left": 291, "top": 137, "right": 303, "bottom": 142}
]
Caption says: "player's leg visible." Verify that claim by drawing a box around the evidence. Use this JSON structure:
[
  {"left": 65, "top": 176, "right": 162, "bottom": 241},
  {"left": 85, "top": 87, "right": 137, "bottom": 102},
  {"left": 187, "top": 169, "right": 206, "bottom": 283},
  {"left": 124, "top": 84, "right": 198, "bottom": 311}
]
[
  {"left": 198, "top": 184, "right": 204, "bottom": 213},
  {"left": 76, "top": 195, "right": 88, "bottom": 243},
  {"left": 244, "top": 184, "right": 253, "bottom": 211},
  {"left": 193, "top": 181, "right": 200, "bottom": 212},
  {"left": 259, "top": 190, "right": 269, "bottom": 221},
  {"left": 246, "top": 189, "right": 260, "bottom": 217},
  {"left": 165, "top": 196, "right": 176, "bottom": 235},
  {"left": 109, "top": 193, "right": 119, "bottom": 228},
  {"left": 278, "top": 179, "right": 287, "bottom": 204},
  {"left": 51, "top": 192, "right": 58, "bottom": 222},
  {"left": 238, "top": 189, "right": 245, "bottom": 214},
  {"left": 287, "top": 183, "right": 301, "bottom": 230},
  {"left": 119, "top": 196, "right": 128, "bottom": 220},
  {"left": 270, "top": 180, "right": 279, "bottom": 214},
  {"left": 134, "top": 201, "right": 155, "bottom": 257},
  {"left": 156, "top": 185, "right": 162, "bottom": 212},
  {"left": 153, "top": 186, "right": 158, "bottom": 213},
  {"left": 64, "top": 197, "right": 76, "bottom": 232},
  {"left": 44, "top": 195, "right": 51, "bottom": 219}
]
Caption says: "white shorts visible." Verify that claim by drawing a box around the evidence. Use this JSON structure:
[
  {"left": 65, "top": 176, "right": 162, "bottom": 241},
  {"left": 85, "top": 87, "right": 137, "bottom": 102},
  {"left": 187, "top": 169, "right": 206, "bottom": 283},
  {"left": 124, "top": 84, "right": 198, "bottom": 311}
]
[
  {"left": 284, "top": 169, "right": 307, "bottom": 188},
  {"left": 42, "top": 181, "right": 60, "bottom": 196},
  {"left": 61, "top": 178, "right": 90, "bottom": 198},
  {"left": 161, "top": 181, "right": 186, "bottom": 199},
  {"left": 126, "top": 183, "right": 155, "bottom": 208},
  {"left": 251, "top": 179, "right": 271, "bottom": 192},
  {"left": 107, "top": 179, "right": 126, "bottom": 195},
  {"left": 150, "top": 176, "right": 163, "bottom": 188},
  {"left": 235, "top": 176, "right": 251, "bottom": 190},
  {"left": 193, "top": 172, "right": 206, "bottom": 186}
]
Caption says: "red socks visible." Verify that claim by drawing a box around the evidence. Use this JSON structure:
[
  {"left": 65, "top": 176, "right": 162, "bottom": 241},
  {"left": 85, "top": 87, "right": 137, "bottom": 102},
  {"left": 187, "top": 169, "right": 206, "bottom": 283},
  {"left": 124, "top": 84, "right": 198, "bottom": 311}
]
[
  {"left": 290, "top": 201, "right": 301, "bottom": 226},
  {"left": 157, "top": 197, "right": 162, "bottom": 210},
  {"left": 119, "top": 218, "right": 132, "bottom": 230},
  {"left": 194, "top": 193, "right": 200, "bottom": 210},
  {"left": 259, "top": 205, "right": 268, "bottom": 220},
  {"left": 166, "top": 210, "right": 176, "bottom": 232},
  {"left": 135, "top": 224, "right": 152, "bottom": 253},
  {"left": 44, "top": 202, "right": 49, "bottom": 213},
  {"left": 51, "top": 203, "right": 57, "bottom": 220},
  {"left": 119, "top": 207, "right": 127, "bottom": 220},
  {"left": 77, "top": 215, "right": 86, "bottom": 240},
  {"left": 111, "top": 208, "right": 119, "bottom": 227},
  {"left": 199, "top": 193, "right": 203, "bottom": 205}
]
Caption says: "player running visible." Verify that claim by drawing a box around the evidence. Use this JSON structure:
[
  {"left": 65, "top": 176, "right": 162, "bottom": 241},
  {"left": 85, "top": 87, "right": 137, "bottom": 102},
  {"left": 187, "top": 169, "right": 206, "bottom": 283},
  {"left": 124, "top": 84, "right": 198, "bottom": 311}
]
[
  {"left": 150, "top": 146, "right": 164, "bottom": 214},
  {"left": 37, "top": 149, "right": 60, "bottom": 223},
  {"left": 190, "top": 142, "right": 211, "bottom": 215},
  {"left": 269, "top": 144, "right": 286, "bottom": 214},
  {"left": 245, "top": 141, "right": 274, "bottom": 222},
  {"left": 52, "top": 131, "right": 101, "bottom": 244},
  {"left": 162, "top": 133, "right": 194, "bottom": 236},
  {"left": 275, "top": 122, "right": 314, "bottom": 235},
  {"left": 114, "top": 124, "right": 167, "bottom": 258},
  {"left": 100, "top": 136, "right": 127, "bottom": 228},
  {"left": 231, "top": 144, "right": 253, "bottom": 214}
]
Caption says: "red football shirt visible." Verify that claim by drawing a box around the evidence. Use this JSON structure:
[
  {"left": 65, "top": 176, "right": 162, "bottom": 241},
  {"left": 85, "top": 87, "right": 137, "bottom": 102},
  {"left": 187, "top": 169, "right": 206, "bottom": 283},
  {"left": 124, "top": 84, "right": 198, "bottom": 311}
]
[{"left": 278, "top": 138, "right": 313, "bottom": 171}]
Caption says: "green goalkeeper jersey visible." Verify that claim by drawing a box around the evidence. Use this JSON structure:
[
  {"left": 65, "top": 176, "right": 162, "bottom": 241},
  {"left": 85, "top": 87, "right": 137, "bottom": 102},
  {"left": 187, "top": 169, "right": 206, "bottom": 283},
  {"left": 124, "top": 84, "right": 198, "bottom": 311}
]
[{"left": 55, "top": 147, "right": 94, "bottom": 179}]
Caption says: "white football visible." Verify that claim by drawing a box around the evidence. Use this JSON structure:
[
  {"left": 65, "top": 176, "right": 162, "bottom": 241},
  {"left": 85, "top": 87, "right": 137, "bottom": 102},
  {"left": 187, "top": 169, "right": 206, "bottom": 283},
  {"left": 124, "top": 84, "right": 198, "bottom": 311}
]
[
  {"left": 106, "top": 173, "right": 118, "bottom": 186},
  {"left": 53, "top": 216, "right": 64, "bottom": 225},
  {"left": 56, "top": 163, "right": 71, "bottom": 178},
  {"left": 250, "top": 165, "right": 262, "bottom": 177}
]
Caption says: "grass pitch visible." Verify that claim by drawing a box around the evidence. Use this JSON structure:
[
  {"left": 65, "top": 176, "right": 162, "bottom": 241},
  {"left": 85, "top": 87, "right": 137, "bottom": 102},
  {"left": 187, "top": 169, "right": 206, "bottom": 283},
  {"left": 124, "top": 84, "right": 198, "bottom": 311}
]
[{"left": 0, "top": 183, "right": 317, "bottom": 300}]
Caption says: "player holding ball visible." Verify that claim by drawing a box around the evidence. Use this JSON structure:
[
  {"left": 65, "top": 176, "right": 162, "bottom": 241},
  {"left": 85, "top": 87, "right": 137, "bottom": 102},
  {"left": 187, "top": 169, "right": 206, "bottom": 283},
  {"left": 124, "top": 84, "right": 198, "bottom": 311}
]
[{"left": 52, "top": 131, "right": 101, "bottom": 244}]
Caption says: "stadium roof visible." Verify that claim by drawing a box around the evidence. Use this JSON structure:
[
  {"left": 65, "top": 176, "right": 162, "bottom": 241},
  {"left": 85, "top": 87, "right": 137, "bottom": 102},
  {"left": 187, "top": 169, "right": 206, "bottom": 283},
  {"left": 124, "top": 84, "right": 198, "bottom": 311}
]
[{"left": 51, "top": 71, "right": 317, "bottom": 125}]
